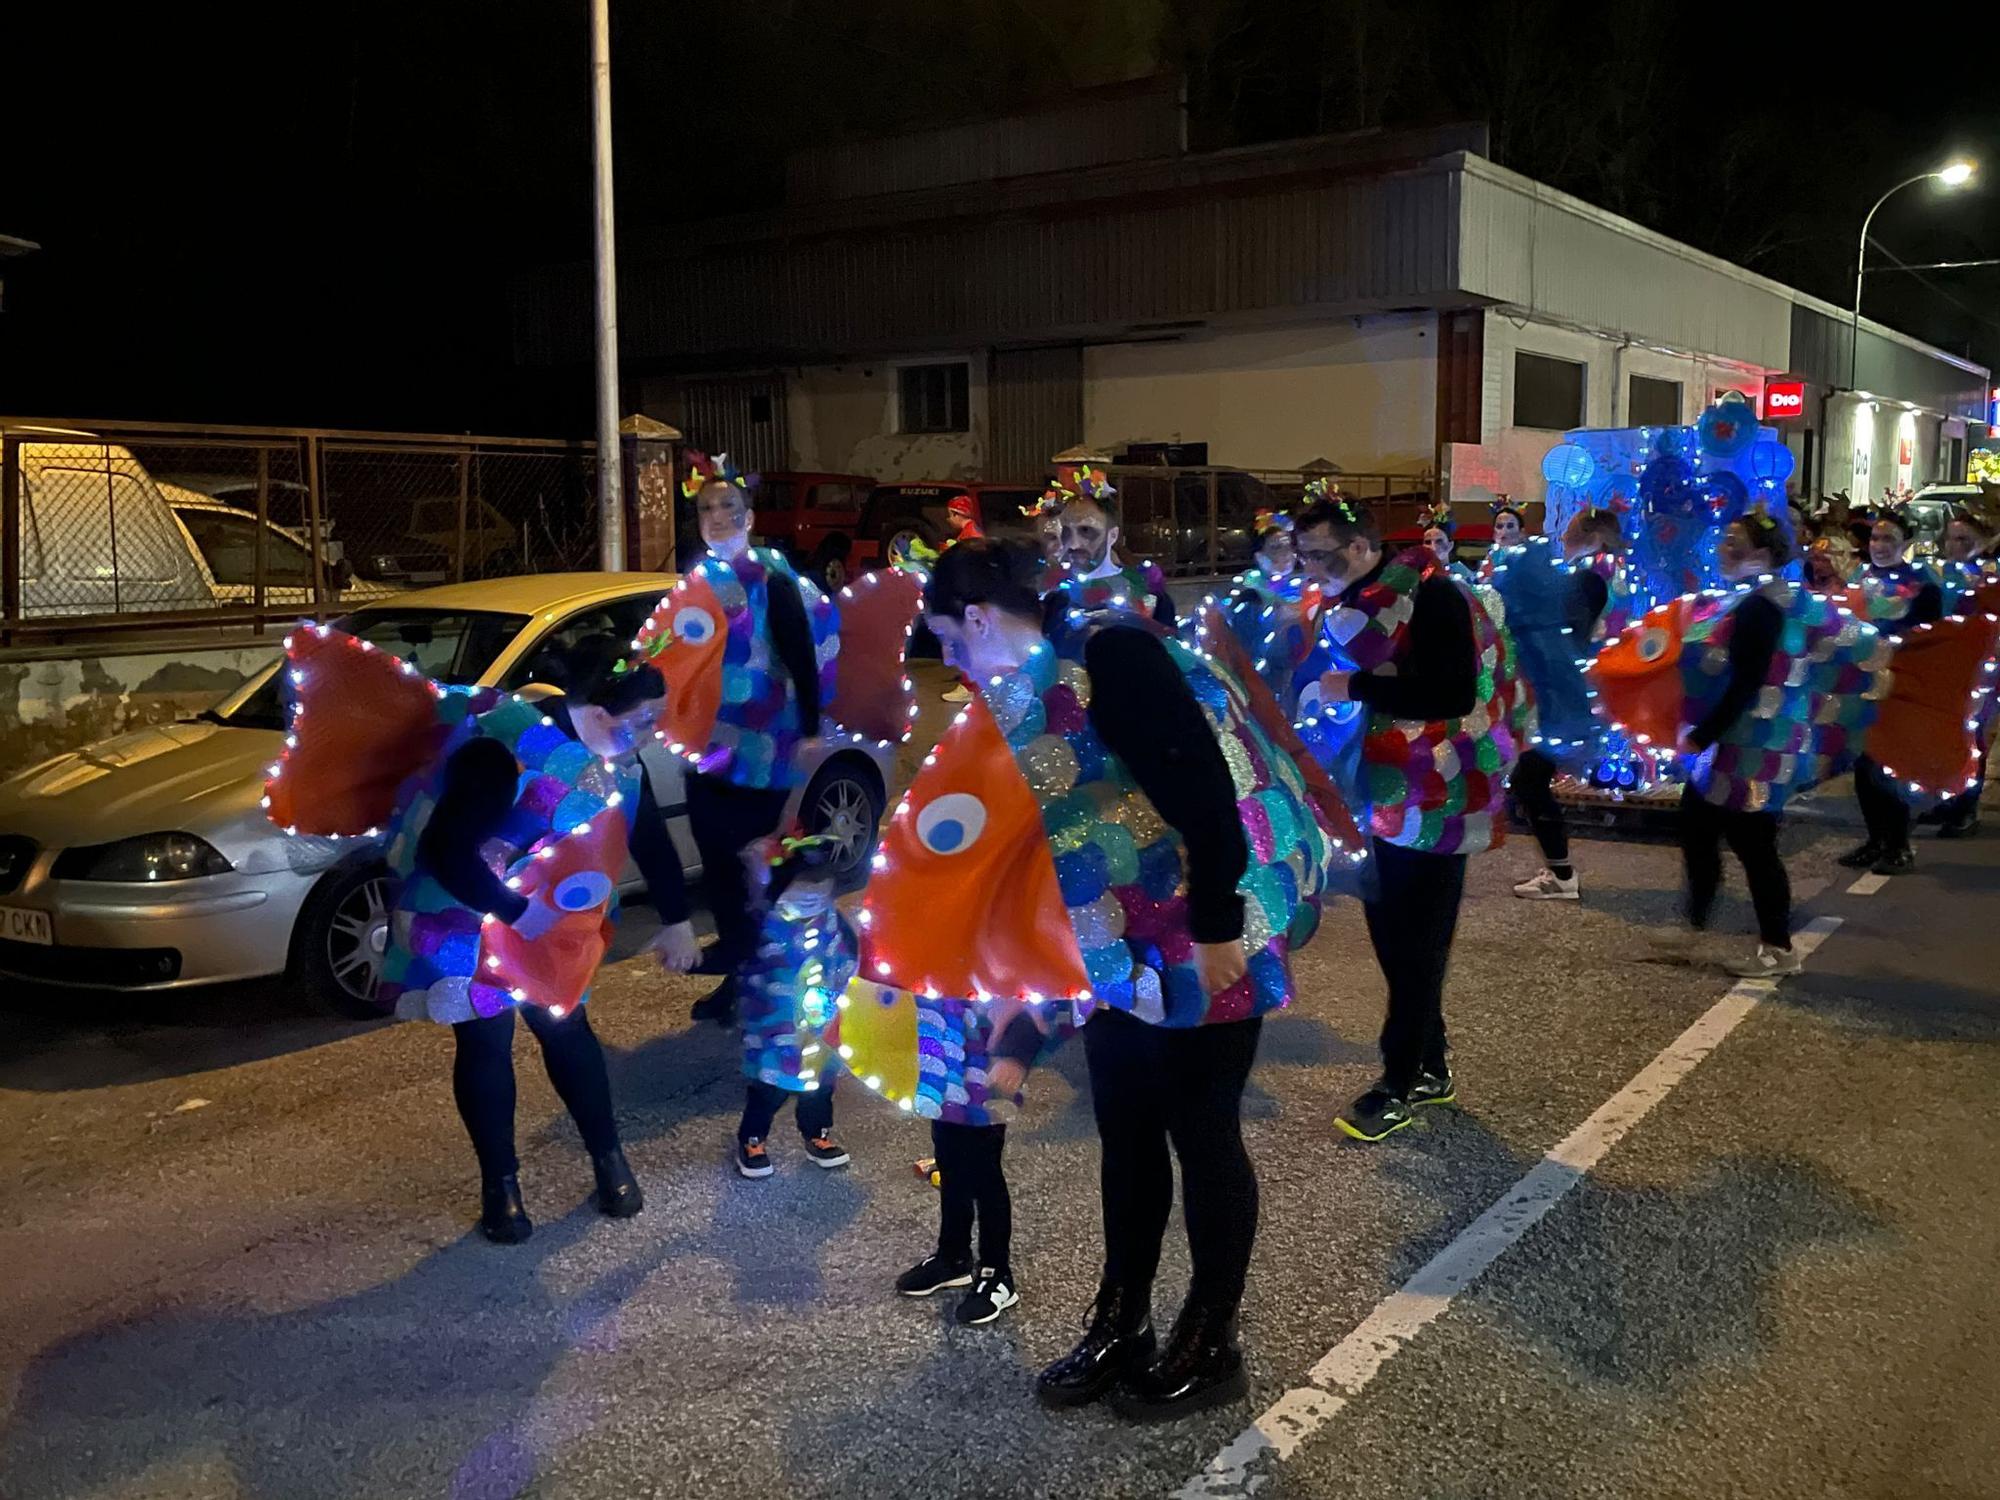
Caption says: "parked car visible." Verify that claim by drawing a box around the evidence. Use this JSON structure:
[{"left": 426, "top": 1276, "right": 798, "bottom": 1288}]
[
  {"left": 1907, "top": 485, "right": 1991, "bottom": 556},
  {"left": 849, "top": 481, "right": 1045, "bottom": 568},
  {"left": 0, "top": 573, "right": 892, "bottom": 1014},
  {"left": 752, "top": 471, "right": 874, "bottom": 586},
  {"left": 159, "top": 485, "right": 395, "bottom": 605}
]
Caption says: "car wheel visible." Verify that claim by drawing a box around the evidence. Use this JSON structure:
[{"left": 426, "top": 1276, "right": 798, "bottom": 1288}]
[
  {"left": 817, "top": 552, "right": 850, "bottom": 590},
  {"left": 800, "top": 758, "right": 884, "bottom": 890},
  {"left": 289, "top": 860, "right": 394, "bottom": 1019}
]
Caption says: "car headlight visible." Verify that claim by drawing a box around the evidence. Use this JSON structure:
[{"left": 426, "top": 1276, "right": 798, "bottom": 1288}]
[{"left": 52, "top": 832, "right": 233, "bottom": 882}]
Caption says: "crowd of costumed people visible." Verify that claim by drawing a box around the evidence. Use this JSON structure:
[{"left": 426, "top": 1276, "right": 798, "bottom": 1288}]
[{"left": 260, "top": 414, "right": 1998, "bottom": 1423}]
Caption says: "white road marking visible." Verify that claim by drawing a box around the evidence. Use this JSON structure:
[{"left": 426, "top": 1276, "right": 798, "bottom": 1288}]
[
  {"left": 1846, "top": 872, "right": 1890, "bottom": 896},
  {"left": 1175, "top": 915, "right": 1844, "bottom": 1499}
]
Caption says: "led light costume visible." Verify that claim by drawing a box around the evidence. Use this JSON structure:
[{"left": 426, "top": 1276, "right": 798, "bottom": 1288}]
[
  {"left": 1039, "top": 466, "right": 1174, "bottom": 622},
  {"left": 1207, "top": 509, "right": 1320, "bottom": 712},
  {"left": 1848, "top": 557, "right": 1942, "bottom": 630},
  {"left": 737, "top": 838, "right": 862, "bottom": 1095}
]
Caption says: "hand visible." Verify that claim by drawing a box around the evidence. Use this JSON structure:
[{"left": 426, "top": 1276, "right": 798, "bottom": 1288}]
[
  {"left": 1320, "top": 670, "right": 1353, "bottom": 703},
  {"left": 987, "top": 1058, "right": 1028, "bottom": 1098},
  {"left": 646, "top": 920, "right": 702, "bottom": 973},
  {"left": 1196, "top": 941, "right": 1248, "bottom": 996}
]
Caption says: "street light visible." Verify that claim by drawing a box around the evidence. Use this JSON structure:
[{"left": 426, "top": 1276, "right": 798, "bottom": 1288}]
[{"left": 1851, "top": 160, "right": 1976, "bottom": 388}]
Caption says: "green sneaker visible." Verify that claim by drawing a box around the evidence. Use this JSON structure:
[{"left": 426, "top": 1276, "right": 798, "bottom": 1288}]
[
  {"left": 1335, "top": 1086, "right": 1414, "bottom": 1142},
  {"left": 1408, "top": 1069, "right": 1457, "bottom": 1109}
]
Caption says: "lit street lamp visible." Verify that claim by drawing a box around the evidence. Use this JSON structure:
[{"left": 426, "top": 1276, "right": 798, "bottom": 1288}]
[{"left": 1850, "top": 160, "right": 1976, "bottom": 389}]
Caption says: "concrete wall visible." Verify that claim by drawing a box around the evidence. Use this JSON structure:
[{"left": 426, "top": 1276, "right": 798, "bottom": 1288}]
[
  {"left": 0, "top": 640, "right": 281, "bottom": 774},
  {"left": 785, "top": 353, "right": 990, "bottom": 481},
  {"left": 1824, "top": 394, "right": 1946, "bottom": 502},
  {"left": 1080, "top": 316, "right": 1438, "bottom": 472}
]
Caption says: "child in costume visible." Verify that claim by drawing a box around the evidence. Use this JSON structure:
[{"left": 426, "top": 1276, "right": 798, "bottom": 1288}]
[{"left": 1042, "top": 467, "right": 1178, "bottom": 628}]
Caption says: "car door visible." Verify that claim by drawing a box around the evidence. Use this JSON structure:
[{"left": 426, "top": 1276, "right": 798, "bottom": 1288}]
[{"left": 168, "top": 505, "right": 321, "bottom": 608}]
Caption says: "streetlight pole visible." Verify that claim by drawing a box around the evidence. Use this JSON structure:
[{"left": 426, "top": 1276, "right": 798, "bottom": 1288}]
[
  {"left": 590, "top": 0, "right": 625, "bottom": 571},
  {"left": 1850, "top": 162, "right": 1975, "bottom": 391}
]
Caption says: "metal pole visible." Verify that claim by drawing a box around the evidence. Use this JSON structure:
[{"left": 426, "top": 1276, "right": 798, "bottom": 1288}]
[
  {"left": 590, "top": 0, "right": 625, "bottom": 571},
  {"left": 1850, "top": 173, "right": 1933, "bottom": 391}
]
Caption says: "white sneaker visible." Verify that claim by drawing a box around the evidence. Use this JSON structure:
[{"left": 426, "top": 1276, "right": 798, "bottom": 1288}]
[
  {"left": 1512, "top": 868, "right": 1580, "bottom": 900},
  {"left": 1723, "top": 943, "right": 1802, "bottom": 979},
  {"left": 941, "top": 683, "right": 974, "bottom": 703}
]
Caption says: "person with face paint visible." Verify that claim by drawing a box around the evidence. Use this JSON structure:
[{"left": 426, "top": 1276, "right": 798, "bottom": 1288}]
[
  {"left": 1840, "top": 509, "right": 1944, "bottom": 876},
  {"left": 1044, "top": 468, "right": 1178, "bottom": 629},
  {"left": 1419, "top": 502, "right": 1476, "bottom": 586},
  {"left": 1293, "top": 496, "right": 1526, "bottom": 1142}
]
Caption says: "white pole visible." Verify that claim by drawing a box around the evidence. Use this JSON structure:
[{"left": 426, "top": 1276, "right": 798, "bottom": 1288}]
[{"left": 590, "top": 0, "right": 625, "bottom": 570}]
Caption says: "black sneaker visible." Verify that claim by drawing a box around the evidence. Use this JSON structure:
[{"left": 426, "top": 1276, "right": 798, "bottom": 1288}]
[
  {"left": 954, "top": 1268, "right": 1020, "bottom": 1326},
  {"left": 803, "top": 1131, "right": 851, "bottom": 1169},
  {"left": 736, "top": 1137, "right": 774, "bottom": 1179},
  {"left": 1871, "top": 846, "right": 1916, "bottom": 876},
  {"left": 1335, "top": 1085, "right": 1414, "bottom": 1142},
  {"left": 1937, "top": 814, "right": 1981, "bottom": 840},
  {"left": 1837, "top": 840, "right": 1884, "bottom": 869},
  {"left": 690, "top": 976, "right": 737, "bottom": 1025},
  {"left": 1408, "top": 1069, "right": 1456, "bottom": 1109},
  {"left": 895, "top": 1252, "right": 975, "bottom": 1297}
]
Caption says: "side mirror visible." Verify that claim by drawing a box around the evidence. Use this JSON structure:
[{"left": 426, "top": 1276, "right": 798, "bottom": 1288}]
[{"left": 515, "top": 681, "right": 563, "bottom": 703}]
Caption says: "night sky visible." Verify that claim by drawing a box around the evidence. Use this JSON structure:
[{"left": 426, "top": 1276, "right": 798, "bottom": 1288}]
[{"left": 5, "top": 1, "right": 1997, "bottom": 436}]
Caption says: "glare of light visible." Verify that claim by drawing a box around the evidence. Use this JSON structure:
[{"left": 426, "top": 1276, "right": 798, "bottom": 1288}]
[{"left": 1938, "top": 161, "right": 1975, "bottom": 187}]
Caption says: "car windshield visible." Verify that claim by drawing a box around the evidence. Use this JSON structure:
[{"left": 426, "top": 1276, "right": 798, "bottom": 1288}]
[{"left": 207, "top": 607, "right": 530, "bottom": 729}]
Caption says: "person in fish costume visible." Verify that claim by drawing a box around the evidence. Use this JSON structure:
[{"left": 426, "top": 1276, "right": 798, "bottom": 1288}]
[
  {"left": 1042, "top": 466, "right": 1178, "bottom": 628},
  {"left": 1841, "top": 507, "right": 1944, "bottom": 877},
  {"left": 1929, "top": 510, "right": 2000, "bottom": 837},
  {"left": 264, "top": 629, "right": 683, "bottom": 1244},
  {"left": 1495, "top": 508, "right": 1636, "bottom": 902},
  {"left": 1209, "top": 507, "right": 1321, "bottom": 713},
  {"left": 1292, "top": 494, "right": 1528, "bottom": 1144},
  {"left": 851, "top": 537, "right": 1353, "bottom": 1421}
]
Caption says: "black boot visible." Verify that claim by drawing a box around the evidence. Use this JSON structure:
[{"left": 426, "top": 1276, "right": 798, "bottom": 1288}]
[
  {"left": 690, "top": 975, "right": 737, "bottom": 1026},
  {"left": 480, "top": 1174, "right": 533, "bottom": 1245},
  {"left": 1837, "top": 840, "right": 1883, "bottom": 869},
  {"left": 592, "top": 1147, "right": 643, "bottom": 1219},
  {"left": 1034, "top": 1284, "right": 1156, "bottom": 1409},
  {"left": 1937, "top": 813, "right": 1981, "bottom": 839},
  {"left": 1871, "top": 845, "right": 1916, "bottom": 876},
  {"left": 1109, "top": 1302, "right": 1249, "bottom": 1422}
]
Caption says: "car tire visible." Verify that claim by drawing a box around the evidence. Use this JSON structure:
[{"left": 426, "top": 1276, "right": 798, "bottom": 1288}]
[
  {"left": 812, "top": 537, "right": 853, "bottom": 591},
  {"left": 288, "top": 859, "right": 395, "bottom": 1019},
  {"left": 799, "top": 757, "right": 885, "bottom": 892},
  {"left": 885, "top": 521, "right": 944, "bottom": 563}
]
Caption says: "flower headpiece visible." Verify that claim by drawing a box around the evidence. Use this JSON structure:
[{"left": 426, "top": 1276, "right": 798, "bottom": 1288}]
[
  {"left": 1420, "top": 499, "right": 1455, "bottom": 534},
  {"left": 1489, "top": 494, "right": 1524, "bottom": 519},
  {"left": 1253, "top": 508, "right": 1295, "bottom": 537},
  {"left": 1028, "top": 464, "right": 1117, "bottom": 517},
  {"left": 1303, "top": 476, "right": 1361, "bottom": 525},
  {"left": 681, "top": 450, "right": 754, "bottom": 501}
]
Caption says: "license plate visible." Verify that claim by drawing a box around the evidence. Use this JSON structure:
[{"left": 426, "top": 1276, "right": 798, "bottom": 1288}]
[{"left": 0, "top": 905, "right": 52, "bottom": 945}]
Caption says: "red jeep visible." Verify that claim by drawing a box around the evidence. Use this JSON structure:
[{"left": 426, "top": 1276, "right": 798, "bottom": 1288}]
[{"left": 751, "top": 472, "right": 874, "bottom": 586}]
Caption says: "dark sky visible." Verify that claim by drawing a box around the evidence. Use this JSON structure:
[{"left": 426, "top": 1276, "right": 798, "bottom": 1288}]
[{"left": 5, "top": 1, "right": 1997, "bottom": 437}]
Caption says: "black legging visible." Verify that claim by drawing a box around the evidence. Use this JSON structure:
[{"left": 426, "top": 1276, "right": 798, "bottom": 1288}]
[
  {"left": 687, "top": 772, "right": 792, "bottom": 975},
  {"left": 1084, "top": 1007, "right": 1262, "bottom": 1316},
  {"left": 1363, "top": 838, "right": 1466, "bottom": 1093},
  {"left": 738, "top": 1078, "right": 835, "bottom": 1143},
  {"left": 1679, "top": 785, "right": 1791, "bottom": 948},
  {"left": 1853, "top": 755, "right": 1912, "bottom": 854},
  {"left": 933, "top": 1120, "right": 1011, "bottom": 1275},
  {"left": 1511, "top": 748, "right": 1569, "bottom": 866},
  {"left": 451, "top": 1005, "right": 620, "bottom": 1183}
]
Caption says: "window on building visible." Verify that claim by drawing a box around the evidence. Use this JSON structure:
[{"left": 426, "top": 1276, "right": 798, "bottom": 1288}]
[
  {"left": 1628, "top": 375, "right": 1681, "bottom": 427},
  {"left": 1513, "top": 351, "right": 1587, "bottom": 431},
  {"left": 898, "top": 362, "right": 970, "bottom": 434}
]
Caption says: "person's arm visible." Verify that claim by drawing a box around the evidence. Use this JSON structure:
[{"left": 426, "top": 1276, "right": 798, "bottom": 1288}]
[
  {"left": 1568, "top": 569, "right": 1610, "bottom": 641},
  {"left": 1084, "top": 628, "right": 1247, "bottom": 942},
  {"left": 626, "top": 764, "right": 692, "bottom": 926},
  {"left": 1906, "top": 582, "right": 1944, "bottom": 629},
  {"left": 1687, "top": 594, "right": 1782, "bottom": 750},
  {"left": 766, "top": 577, "right": 823, "bottom": 735},
  {"left": 1346, "top": 575, "right": 1479, "bottom": 721},
  {"left": 416, "top": 737, "right": 528, "bottom": 923},
  {"left": 1149, "top": 569, "right": 1179, "bottom": 629}
]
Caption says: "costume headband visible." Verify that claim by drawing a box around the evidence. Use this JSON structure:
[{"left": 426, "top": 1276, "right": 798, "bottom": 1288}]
[
  {"left": 1420, "top": 499, "right": 1455, "bottom": 533},
  {"left": 1254, "top": 508, "right": 1295, "bottom": 537},
  {"left": 682, "top": 450, "right": 754, "bottom": 500},
  {"left": 1303, "top": 477, "right": 1361, "bottom": 525},
  {"left": 1489, "top": 495, "right": 1524, "bottom": 520}
]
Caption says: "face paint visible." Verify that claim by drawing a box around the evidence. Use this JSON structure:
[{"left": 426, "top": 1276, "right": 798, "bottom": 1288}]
[{"left": 1059, "top": 503, "right": 1114, "bottom": 574}]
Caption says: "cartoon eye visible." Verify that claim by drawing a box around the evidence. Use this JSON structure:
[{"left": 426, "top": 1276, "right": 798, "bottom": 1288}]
[
  {"left": 1635, "top": 626, "right": 1672, "bottom": 663},
  {"left": 552, "top": 871, "right": 614, "bottom": 912},
  {"left": 916, "top": 793, "right": 987, "bottom": 855},
  {"left": 673, "top": 607, "right": 716, "bottom": 644}
]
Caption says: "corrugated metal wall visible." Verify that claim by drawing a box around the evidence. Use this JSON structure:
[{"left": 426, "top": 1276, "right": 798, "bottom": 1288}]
[
  {"left": 987, "top": 346, "right": 1083, "bottom": 482},
  {"left": 1789, "top": 304, "right": 1986, "bottom": 420},
  {"left": 678, "top": 375, "right": 790, "bottom": 473}
]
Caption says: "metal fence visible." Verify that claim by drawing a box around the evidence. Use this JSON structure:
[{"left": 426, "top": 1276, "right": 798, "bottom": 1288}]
[{"left": 1, "top": 422, "right": 598, "bottom": 641}]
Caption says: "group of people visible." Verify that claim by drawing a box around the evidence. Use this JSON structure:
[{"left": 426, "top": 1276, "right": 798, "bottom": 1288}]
[{"left": 268, "top": 453, "right": 1997, "bottom": 1426}]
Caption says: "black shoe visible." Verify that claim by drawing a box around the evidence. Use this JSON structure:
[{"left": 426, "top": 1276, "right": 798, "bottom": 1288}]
[
  {"left": 1871, "top": 846, "right": 1916, "bottom": 876},
  {"left": 1937, "top": 815, "right": 1981, "bottom": 840},
  {"left": 1837, "top": 840, "right": 1884, "bottom": 869},
  {"left": 895, "top": 1252, "right": 974, "bottom": 1297},
  {"left": 736, "top": 1137, "right": 774, "bottom": 1179},
  {"left": 802, "top": 1131, "right": 851, "bottom": 1169},
  {"left": 591, "top": 1147, "right": 643, "bottom": 1219},
  {"left": 1108, "top": 1304, "right": 1249, "bottom": 1422},
  {"left": 1035, "top": 1284, "right": 1156, "bottom": 1409},
  {"left": 1408, "top": 1069, "right": 1457, "bottom": 1109},
  {"left": 954, "top": 1268, "right": 1020, "bottom": 1326},
  {"left": 479, "top": 1174, "right": 533, "bottom": 1245},
  {"left": 690, "top": 976, "right": 737, "bottom": 1025},
  {"left": 1335, "top": 1084, "right": 1414, "bottom": 1142}
]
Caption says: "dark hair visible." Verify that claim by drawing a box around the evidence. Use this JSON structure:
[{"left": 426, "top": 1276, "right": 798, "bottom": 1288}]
[
  {"left": 923, "top": 537, "right": 1047, "bottom": 621},
  {"left": 1295, "top": 497, "right": 1376, "bottom": 547},
  {"left": 1735, "top": 510, "right": 1793, "bottom": 567},
  {"left": 1950, "top": 506, "right": 1991, "bottom": 536},
  {"left": 1572, "top": 509, "right": 1625, "bottom": 552},
  {"left": 1492, "top": 503, "right": 1526, "bottom": 524},
  {"left": 560, "top": 633, "right": 667, "bottom": 714},
  {"left": 1060, "top": 488, "right": 1121, "bottom": 526},
  {"left": 1871, "top": 510, "right": 1913, "bottom": 539}
]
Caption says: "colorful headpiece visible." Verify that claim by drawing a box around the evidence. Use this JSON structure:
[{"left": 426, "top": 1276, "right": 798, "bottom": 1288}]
[
  {"left": 1872, "top": 502, "right": 1915, "bottom": 537},
  {"left": 1489, "top": 495, "right": 1525, "bottom": 520},
  {"left": 1303, "top": 477, "right": 1361, "bottom": 525},
  {"left": 1420, "top": 499, "right": 1455, "bottom": 534},
  {"left": 1740, "top": 498, "right": 1786, "bottom": 551},
  {"left": 1029, "top": 464, "right": 1116, "bottom": 517},
  {"left": 1253, "top": 508, "right": 1295, "bottom": 539},
  {"left": 681, "top": 450, "right": 753, "bottom": 501}
]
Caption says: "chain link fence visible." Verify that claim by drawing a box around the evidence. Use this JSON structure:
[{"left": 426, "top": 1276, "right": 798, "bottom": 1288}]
[{"left": 2, "top": 423, "right": 599, "bottom": 640}]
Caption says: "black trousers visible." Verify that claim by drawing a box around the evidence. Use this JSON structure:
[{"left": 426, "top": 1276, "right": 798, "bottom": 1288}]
[
  {"left": 1511, "top": 748, "right": 1569, "bottom": 866},
  {"left": 933, "top": 1119, "right": 1011, "bottom": 1274},
  {"left": 739, "top": 1077, "right": 835, "bottom": 1143},
  {"left": 1853, "top": 755, "right": 1912, "bottom": 853},
  {"left": 1084, "top": 1007, "right": 1262, "bottom": 1316},
  {"left": 1362, "top": 838, "right": 1466, "bottom": 1093},
  {"left": 1936, "top": 747, "right": 1988, "bottom": 825},
  {"left": 686, "top": 772, "right": 792, "bottom": 975},
  {"left": 1679, "top": 785, "right": 1791, "bottom": 948},
  {"left": 451, "top": 1005, "right": 620, "bottom": 1183}
]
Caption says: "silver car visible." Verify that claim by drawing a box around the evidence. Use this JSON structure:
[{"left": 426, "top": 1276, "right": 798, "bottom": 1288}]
[{"left": 0, "top": 573, "right": 892, "bottom": 1014}]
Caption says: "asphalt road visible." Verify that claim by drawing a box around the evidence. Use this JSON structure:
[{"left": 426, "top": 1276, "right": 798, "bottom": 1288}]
[{"left": 2, "top": 756, "right": 1996, "bottom": 1500}]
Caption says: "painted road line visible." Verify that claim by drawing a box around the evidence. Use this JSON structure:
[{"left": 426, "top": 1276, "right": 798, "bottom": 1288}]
[
  {"left": 1846, "top": 872, "right": 1890, "bottom": 896},
  {"left": 1176, "top": 914, "right": 1845, "bottom": 1500}
]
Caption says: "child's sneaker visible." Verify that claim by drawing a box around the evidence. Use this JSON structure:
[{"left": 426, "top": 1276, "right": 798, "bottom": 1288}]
[
  {"left": 736, "top": 1137, "right": 774, "bottom": 1179},
  {"left": 895, "top": 1253, "right": 975, "bottom": 1297},
  {"left": 954, "top": 1268, "right": 1019, "bottom": 1326},
  {"left": 803, "top": 1132, "right": 851, "bottom": 1169}
]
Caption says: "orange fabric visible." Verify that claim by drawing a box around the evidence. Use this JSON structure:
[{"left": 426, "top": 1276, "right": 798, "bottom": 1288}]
[
  {"left": 831, "top": 569, "right": 921, "bottom": 742},
  {"left": 264, "top": 628, "right": 448, "bottom": 836},
  {"left": 859, "top": 696, "right": 1090, "bottom": 1001},
  {"left": 1871, "top": 615, "right": 2000, "bottom": 791},
  {"left": 1586, "top": 596, "right": 1693, "bottom": 749},
  {"left": 633, "top": 573, "right": 726, "bottom": 751},
  {"left": 474, "top": 808, "right": 625, "bottom": 1012}
]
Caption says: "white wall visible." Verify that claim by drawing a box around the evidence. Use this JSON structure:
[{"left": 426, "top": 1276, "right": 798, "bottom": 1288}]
[
  {"left": 1824, "top": 395, "right": 1945, "bottom": 502},
  {"left": 1081, "top": 316, "right": 1438, "bottom": 472},
  {"left": 784, "top": 353, "right": 989, "bottom": 481}
]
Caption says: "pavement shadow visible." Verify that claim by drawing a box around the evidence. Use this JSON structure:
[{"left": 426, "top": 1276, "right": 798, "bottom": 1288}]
[
  {"left": 660, "top": 1166, "right": 868, "bottom": 1309},
  {"left": 1776, "top": 965, "right": 2000, "bottom": 1045},
  {"left": 0, "top": 1208, "right": 657, "bottom": 1500}
]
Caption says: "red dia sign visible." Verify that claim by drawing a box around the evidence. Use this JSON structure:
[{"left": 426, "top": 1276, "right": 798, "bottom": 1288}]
[{"left": 1762, "top": 380, "right": 1807, "bottom": 420}]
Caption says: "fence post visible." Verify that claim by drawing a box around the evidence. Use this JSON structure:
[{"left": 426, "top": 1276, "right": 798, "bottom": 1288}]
[
  {"left": 303, "top": 435, "right": 329, "bottom": 616},
  {"left": 253, "top": 446, "right": 270, "bottom": 630},
  {"left": 455, "top": 451, "right": 471, "bottom": 582},
  {"left": 1, "top": 437, "right": 18, "bottom": 637},
  {"left": 1205, "top": 469, "right": 1219, "bottom": 576}
]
